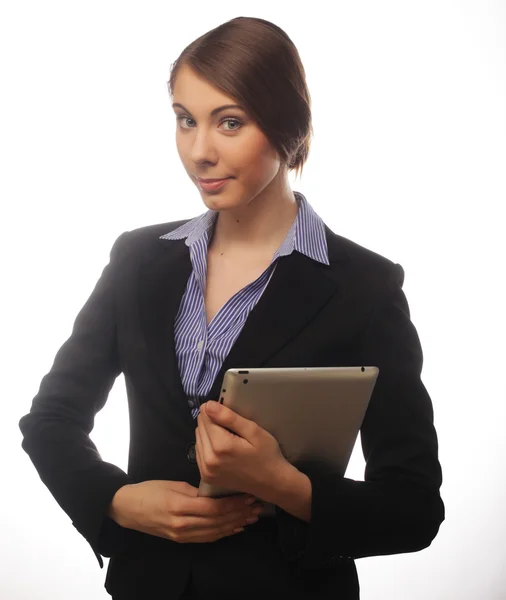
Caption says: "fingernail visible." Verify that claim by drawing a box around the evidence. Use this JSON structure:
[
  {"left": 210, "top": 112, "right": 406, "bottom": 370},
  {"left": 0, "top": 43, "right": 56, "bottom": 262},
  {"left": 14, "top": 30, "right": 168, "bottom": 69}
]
[
  {"left": 245, "top": 497, "right": 256, "bottom": 505},
  {"left": 245, "top": 516, "right": 259, "bottom": 525},
  {"left": 234, "top": 527, "right": 245, "bottom": 533}
]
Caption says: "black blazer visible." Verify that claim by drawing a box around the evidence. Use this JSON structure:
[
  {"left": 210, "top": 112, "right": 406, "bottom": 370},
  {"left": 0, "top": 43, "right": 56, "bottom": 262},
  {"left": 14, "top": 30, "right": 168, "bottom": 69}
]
[{"left": 19, "top": 220, "right": 444, "bottom": 600}]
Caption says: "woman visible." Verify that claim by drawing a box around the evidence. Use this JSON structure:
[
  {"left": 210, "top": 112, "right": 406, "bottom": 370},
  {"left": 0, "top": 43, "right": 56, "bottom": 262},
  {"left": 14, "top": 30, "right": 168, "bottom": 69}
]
[{"left": 19, "top": 16, "right": 444, "bottom": 600}]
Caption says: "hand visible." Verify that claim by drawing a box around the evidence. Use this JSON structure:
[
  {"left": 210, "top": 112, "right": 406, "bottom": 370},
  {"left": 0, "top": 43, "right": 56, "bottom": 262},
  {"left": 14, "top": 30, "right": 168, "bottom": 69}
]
[
  {"left": 195, "top": 400, "right": 289, "bottom": 499},
  {"left": 108, "top": 480, "right": 264, "bottom": 543}
]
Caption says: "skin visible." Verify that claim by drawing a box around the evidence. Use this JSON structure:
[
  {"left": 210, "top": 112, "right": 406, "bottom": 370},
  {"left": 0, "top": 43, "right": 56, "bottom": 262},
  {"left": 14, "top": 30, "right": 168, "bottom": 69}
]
[{"left": 171, "top": 63, "right": 299, "bottom": 260}]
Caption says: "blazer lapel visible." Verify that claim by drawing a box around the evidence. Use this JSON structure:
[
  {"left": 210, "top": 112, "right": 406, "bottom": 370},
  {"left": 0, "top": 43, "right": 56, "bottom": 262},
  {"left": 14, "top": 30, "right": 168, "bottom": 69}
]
[
  {"left": 138, "top": 237, "right": 195, "bottom": 429},
  {"left": 139, "top": 225, "right": 349, "bottom": 422},
  {"left": 205, "top": 227, "right": 348, "bottom": 401}
]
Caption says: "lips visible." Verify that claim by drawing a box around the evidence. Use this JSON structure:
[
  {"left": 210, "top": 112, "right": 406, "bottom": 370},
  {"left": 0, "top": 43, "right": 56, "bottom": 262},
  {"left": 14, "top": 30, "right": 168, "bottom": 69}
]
[
  {"left": 197, "top": 177, "right": 231, "bottom": 192},
  {"left": 197, "top": 177, "right": 231, "bottom": 182}
]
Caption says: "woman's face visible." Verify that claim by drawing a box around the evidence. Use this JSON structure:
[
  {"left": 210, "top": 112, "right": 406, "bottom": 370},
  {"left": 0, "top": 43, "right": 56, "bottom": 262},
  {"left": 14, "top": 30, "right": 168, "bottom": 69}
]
[{"left": 172, "top": 64, "right": 284, "bottom": 212}]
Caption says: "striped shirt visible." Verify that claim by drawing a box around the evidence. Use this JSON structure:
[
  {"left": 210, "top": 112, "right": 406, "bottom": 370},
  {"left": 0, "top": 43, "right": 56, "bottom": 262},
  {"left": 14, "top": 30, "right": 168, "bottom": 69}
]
[{"left": 159, "top": 191, "right": 329, "bottom": 419}]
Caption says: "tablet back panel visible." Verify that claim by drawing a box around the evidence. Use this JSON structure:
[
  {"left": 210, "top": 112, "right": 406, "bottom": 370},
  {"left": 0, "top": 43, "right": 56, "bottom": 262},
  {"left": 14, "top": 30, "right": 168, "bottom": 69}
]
[{"left": 198, "top": 366, "right": 378, "bottom": 501}]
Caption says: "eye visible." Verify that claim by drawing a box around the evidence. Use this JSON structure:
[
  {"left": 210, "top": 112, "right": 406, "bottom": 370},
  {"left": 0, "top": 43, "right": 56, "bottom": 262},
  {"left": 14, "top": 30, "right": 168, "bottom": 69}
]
[
  {"left": 176, "top": 115, "right": 243, "bottom": 131},
  {"left": 221, "top": 118, "right": 242, "bottom": 131},
  {"left": 177, "top": 115, "right": 195, "bottom": 129}
]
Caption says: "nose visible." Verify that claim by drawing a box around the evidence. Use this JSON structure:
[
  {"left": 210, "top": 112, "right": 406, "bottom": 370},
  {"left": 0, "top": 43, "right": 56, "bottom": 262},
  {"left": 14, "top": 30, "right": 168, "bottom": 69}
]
[{"left": 190, "top": 127, "right": 218, "bottom": 166}]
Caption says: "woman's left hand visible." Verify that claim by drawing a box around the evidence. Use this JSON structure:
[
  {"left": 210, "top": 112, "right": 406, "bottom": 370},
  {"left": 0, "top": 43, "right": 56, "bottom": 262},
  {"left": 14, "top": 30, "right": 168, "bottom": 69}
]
[{"left": 195, "top": 400, "right": 288, "bottom": 499}]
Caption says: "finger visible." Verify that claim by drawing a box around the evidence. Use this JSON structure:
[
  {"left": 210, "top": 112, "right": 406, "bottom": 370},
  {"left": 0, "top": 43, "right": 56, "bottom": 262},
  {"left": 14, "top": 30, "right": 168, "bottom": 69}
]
[
  {"left": 195, "top": 424, "right": 204, "bottom": 475},
  {"left": 199, "top": 407, "right": 226, "bottom": 441},
  {"left": 164, "top": 506, "right": 260, "bottom": 544},
  {"left": 182, "top": 494, "right": 255, "bottom": 518},
  {"left": 195, "top": 422, "right": 223, "bottom": 483},
  {"left": 201, "top": 406, "right": 239, "bottom": 454},
  {"left": 204, "top": 401, "right": 257, "bottom": 442},
  {"left": 172, "top": 521, "right": 246, "bottom": 544},
  {"left": 164, "top": 480, "right": 199, "bottom": 497},
  {"left": 197, "top": 522, "right": 247, "bottom": 542},
  {"left": 169, "top": 506, "right": 256, "bottom": 533},
  {"left": 196, "top": 412, "right": 214, "bottom": 457},
  {"left": 197, "top": 409, "right": 235, "bottom": 473}
]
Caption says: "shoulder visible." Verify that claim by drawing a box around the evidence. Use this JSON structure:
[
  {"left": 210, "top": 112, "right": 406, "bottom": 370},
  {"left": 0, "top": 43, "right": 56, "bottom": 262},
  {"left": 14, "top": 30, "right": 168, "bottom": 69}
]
[
  {"left": 324, "top": 224, "right": 405, "bottom": 289},
  {"left": 127, "top": 219, "right": 192, "bottom": 243},
  {"left": 110, "top": 219, "right": 192, "bottom": 253},
  {"left": 103, "top": 219, "right": 193, "bottom": 273}
]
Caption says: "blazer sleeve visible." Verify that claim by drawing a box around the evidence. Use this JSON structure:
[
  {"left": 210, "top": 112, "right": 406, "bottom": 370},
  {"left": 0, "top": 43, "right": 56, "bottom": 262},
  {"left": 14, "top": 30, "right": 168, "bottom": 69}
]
[
  {"left": 19, "top": 231, "right": 136, "bottom": 568},
  {"left": 275, "top": 263, "right": 445, "bottom": 569}
]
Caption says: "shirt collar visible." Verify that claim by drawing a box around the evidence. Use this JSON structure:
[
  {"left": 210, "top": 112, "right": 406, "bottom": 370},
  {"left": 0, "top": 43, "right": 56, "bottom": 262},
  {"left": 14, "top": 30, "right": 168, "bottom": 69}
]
[{"left": 159, "top": 191, "right": 329, "bottom": 265}]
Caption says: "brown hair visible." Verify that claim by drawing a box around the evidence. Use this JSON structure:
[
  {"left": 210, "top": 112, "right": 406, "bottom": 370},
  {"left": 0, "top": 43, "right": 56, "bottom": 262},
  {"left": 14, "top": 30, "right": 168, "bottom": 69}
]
[{"left": 167, "top": 17, "right": 313, "bottom": 180}]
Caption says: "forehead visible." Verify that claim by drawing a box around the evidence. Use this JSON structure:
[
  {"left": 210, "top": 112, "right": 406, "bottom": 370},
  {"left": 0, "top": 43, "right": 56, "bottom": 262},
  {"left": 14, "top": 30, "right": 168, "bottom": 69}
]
[{"left": 172, "top": 64, "right": 237, "bottom": 106}]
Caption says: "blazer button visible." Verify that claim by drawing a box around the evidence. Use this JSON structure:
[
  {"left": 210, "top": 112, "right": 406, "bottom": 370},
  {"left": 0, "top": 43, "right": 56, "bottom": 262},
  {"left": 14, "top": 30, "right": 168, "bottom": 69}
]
[{"left": 186, "top": 442, "right": 197, "bottom": 463}]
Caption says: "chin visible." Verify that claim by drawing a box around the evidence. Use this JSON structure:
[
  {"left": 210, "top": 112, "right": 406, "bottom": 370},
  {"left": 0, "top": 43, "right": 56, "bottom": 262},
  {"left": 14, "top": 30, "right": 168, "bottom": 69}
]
[
  {"left": 201, "top": 196, "right": 235, "bottom": 211},
  {"left": 200, "top": 191, "right": 246, "bottom": 212}
]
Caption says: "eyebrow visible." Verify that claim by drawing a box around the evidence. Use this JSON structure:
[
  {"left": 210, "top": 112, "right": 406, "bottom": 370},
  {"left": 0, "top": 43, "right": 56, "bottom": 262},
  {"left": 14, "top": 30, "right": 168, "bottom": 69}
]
[{"left": 172, "top": 103, "right": 246, "bottom": 117}]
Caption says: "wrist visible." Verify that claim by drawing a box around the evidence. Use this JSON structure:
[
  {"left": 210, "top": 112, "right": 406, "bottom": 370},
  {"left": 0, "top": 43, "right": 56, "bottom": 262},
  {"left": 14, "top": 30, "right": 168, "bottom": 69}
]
[
  {"left": 261, "top": 461, "right": 312, "bottom": 522},
  {"left": 108, "top": 483, "right": 135, "bottom": 527}
]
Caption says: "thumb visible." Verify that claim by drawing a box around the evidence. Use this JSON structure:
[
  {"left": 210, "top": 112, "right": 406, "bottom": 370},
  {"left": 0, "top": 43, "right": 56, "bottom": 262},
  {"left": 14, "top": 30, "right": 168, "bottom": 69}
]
[
  {"left": 204, "top": 401, "right": 253, "bottom": 441},
  {"left": 205, "top": 400, "right": 222, "bottom": 415}
]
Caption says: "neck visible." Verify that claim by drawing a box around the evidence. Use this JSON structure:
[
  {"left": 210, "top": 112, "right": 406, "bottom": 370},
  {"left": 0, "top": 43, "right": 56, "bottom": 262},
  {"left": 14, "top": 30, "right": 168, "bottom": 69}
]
[{"left": 208, "top": 177, "right": 299, "bottom": 257}]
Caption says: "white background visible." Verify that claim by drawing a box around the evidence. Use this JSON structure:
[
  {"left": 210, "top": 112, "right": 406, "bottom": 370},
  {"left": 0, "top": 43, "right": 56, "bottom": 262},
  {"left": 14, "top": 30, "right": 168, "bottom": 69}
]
[{"left": 1, "top": 1, "right": 505, "bottom": 598}]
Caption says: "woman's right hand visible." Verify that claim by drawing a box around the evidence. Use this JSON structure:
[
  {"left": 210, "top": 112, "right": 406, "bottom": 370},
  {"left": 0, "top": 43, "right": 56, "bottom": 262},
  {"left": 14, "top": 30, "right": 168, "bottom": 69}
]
[{"left": 107, "top": 480, "right": 264, "bottom": 543}]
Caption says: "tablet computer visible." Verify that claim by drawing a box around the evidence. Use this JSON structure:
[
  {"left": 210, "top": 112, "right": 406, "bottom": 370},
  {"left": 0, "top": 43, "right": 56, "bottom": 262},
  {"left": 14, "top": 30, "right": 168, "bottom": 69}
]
[{"left": 197, "top": 366, "right": 379, "bottom": 506}]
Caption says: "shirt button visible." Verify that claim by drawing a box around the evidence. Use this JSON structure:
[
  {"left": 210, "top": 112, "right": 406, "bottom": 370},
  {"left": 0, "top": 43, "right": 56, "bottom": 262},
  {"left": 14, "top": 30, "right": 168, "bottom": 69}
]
[
  {"left": 197, "top": 340, "right": 204, "bottom": 351},
  {"left": 186, "top": 442, "right": 197, "bottom": 463}
]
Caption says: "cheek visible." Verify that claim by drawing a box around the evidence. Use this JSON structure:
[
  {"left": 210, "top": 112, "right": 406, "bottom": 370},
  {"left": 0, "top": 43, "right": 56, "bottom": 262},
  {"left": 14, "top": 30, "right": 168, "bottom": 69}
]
[
  {"left": 175, "top": 138, "right": 186, "bottom": 163},
  {"left": 234, "top": 137, "right": 279, "bottom": 178},
  {"left": 177, "top": 134, "right": 191, "bottom": 152}
]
